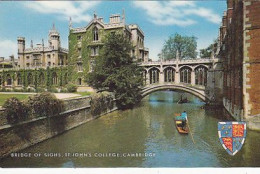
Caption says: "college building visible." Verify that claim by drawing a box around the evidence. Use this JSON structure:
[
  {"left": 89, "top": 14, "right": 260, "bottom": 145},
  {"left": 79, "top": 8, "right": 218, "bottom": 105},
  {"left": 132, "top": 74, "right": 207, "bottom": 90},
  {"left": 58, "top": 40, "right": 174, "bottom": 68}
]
[
  {"left": 218, "top": 0, "right": 260, "bottom": 123},
  {"left": 0, "top": 11, "right": 149, "bottom": 90},
  {"left": 68, "top": 11, "right": 149, "bottom": 86}
]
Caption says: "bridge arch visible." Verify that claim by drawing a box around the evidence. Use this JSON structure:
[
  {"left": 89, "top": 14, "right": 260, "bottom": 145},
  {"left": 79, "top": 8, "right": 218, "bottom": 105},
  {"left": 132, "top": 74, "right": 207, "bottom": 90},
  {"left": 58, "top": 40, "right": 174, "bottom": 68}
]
[
  {"left": 141, "top": 84, "right": 208, "bottom": 102},
  {"left": 147, "top": 66, "right": 160, "bottom": 72},
  {"left": 194, "top": 64, "right": 209, "bottom": 70}
]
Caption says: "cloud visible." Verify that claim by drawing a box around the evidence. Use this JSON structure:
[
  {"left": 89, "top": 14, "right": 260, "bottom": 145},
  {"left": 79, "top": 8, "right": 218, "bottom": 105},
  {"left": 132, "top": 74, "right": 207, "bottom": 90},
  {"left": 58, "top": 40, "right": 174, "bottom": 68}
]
[
  {"left": 0, "top": 40, "right": 17, "bottom": 59},
  {"left": 133, "top": 1, "right": 221, "bottom": 26},
  {"left": 24, "top": 1, "right": 100, "bottom": 23}
]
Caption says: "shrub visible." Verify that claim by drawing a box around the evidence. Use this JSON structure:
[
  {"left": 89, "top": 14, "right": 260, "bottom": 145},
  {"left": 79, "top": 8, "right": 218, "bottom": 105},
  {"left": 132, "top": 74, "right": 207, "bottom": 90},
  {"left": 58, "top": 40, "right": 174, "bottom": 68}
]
[
  {"left": 65, "top": 83, "right": 77, "bottom": 92},
  {"left": 47, "top": 87, "right": 58, "bottom": 93},
  {"left": 3, "top": 97, "right": 29, "bottom": 124},
  {"left": 36, "top": 87, "right": 46, "bottom": 93},
  {"left": 90, "top": 92, "right": 113, "bottom": 116},
  {"left": 13, "top": 88, "right": 25, "bottom": 92},
  {"left": 26, "top": 87, "right": 35, "bottom": 92},
  {"left": 0, "top": 88, "right": 6, "bottom": 92},
  {"left": 5, "top": 88, "right": 12, "bottom": 92},
  {"left": 28, "top": 92, "right": 64, "bottom": 117},
  {"left": 60, "top": 88, "right": 68, "bottom": 93}
]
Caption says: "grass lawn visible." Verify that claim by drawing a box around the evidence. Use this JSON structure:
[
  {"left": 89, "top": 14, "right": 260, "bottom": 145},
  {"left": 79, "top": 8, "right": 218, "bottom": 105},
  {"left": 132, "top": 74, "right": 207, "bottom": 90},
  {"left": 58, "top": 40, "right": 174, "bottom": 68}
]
[
  {"left": 75, "top": 91, "right": 93, "bottom": 96},
  {"left": 0, "top": 94, "right": 32, "bottom": 106}
]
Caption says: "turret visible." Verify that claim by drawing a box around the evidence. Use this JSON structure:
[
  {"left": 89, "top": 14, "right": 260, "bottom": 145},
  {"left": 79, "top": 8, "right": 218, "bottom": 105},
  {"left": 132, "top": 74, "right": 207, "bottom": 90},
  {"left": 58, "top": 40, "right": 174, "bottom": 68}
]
[
  {"left": 48, "top": 23, "right": 60, "bottom": 50},
  {"left": 17, "top": 37, "right": 25, "bottom": 54}
]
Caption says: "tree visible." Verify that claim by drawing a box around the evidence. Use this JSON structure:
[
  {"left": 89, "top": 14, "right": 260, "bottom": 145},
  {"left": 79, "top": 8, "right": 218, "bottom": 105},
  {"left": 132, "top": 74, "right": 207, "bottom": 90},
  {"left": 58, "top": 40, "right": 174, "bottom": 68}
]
[
  {"left": 161, "top": 33, "right": 197, "bottom": 60},
  {"left": 86, "top": 32, "right": 144, "bottom": 109},
  {"left": 200, "top": 39, "right": 218, "bottom": 58}
]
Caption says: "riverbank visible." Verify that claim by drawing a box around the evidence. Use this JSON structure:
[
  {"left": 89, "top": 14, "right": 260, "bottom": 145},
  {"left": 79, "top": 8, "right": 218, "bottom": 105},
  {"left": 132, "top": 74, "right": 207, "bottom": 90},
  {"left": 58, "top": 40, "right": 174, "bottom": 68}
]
[{"left": 0, "top": 95, "right": 117, "bottom": 159}]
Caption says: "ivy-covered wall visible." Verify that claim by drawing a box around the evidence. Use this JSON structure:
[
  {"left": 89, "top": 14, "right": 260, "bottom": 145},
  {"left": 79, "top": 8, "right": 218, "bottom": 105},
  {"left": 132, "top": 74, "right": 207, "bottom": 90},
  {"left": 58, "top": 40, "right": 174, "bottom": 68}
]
[
  {"left": 68, "top": 23, "right": 126, "bottom": 85},
  {"left": 0, "top": 66, "right": 69, "bottom": 90}
]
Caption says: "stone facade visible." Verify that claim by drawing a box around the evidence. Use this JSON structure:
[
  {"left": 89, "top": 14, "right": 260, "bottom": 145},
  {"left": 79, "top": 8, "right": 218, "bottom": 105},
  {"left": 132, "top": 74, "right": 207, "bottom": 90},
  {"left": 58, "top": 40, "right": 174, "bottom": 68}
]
[
  {"left": 0, "top": 55, "right": 18, "bottom": 69},
  {"left": 17, "top": 24, "right": 68, "bottom": 69},
  {"left": 218, "top": 0, "right": 260, "bottom": 127},
  {"left": 68, "top": 11, "right": 149, "bottom": 86}
]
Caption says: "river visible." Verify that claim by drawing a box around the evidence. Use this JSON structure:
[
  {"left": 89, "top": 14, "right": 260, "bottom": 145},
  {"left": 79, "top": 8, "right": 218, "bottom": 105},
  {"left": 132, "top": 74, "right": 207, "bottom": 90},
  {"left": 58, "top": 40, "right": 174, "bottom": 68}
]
[{"left": 1, "top": 91, "right": 260, "bottom": 167}]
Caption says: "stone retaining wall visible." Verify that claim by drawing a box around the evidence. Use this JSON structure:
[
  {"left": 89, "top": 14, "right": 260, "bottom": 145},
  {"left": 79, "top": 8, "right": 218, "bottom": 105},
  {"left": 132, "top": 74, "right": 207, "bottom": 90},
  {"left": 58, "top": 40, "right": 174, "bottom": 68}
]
[{"left": 0, "top": 96, "right": 117, "bottom": 159}]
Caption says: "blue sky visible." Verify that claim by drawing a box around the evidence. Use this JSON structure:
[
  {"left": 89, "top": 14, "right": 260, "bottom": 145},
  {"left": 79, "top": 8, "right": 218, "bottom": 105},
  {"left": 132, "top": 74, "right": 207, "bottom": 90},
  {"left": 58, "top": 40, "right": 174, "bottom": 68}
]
[{"left": 0, "top": 1, "right": 226, "bottom": 60}]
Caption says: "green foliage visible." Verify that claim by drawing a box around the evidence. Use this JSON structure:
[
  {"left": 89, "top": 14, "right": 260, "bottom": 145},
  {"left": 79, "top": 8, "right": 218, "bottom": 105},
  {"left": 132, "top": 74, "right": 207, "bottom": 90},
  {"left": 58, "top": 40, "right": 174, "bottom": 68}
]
[
  {"left": 86, "top": 32, "right": 144, "bottom": 109},
  {"left": 200, "top": 39, "right": 218, "bottom": 58},
  {"left": 90, "top": 92, "right": 114, "bottom": 116},
  {"left": 161, "top": 33, "right": 197, "bottom": 60},
  {"left": 35, "top": 87, "right": 46, "bottom": 93},
  {"left": 0, "top": 88, "right": 12, "bottom": 92},
  {"left": 60, "top": 88, "right": 68, "bottom": 93},
  {"left": 47, "top": 86, "right": 58, "bottom": 93},
  {"left": 3, "top": 97, "right": 29, "bottom": 124},
  {"left": 27, "top": 92, "right": 64, "bottom": 117},
  {"left": 65, "top": 83, "right": 77, "bottom": 92}
]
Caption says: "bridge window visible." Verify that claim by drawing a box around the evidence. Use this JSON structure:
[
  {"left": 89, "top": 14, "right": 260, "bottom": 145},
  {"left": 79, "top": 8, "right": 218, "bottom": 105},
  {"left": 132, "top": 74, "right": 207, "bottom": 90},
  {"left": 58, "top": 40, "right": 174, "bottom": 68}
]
[
  {"left": 164, "top": 67, "right": 175, "bottom": 82},
  {"left": 180, "top": 67, "right": 191, "bottom": 84},
  {"left": 149, "top": 68, "right": 159, "bottom": 84},
  {"left": 195, "top": 66, "right": 207, "bottom": 86}
]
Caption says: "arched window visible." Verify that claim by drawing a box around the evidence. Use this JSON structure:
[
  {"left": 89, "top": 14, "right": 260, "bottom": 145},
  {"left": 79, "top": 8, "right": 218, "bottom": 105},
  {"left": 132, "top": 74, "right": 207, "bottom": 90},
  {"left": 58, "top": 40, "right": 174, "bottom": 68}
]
[
  {"left": 64, "top": 73, "right": 68, "bottom": 85},
  {"left": 195, "top": 66, "right": 208, "bottom": 86},
  {"left": 180, "top": 67, "right": 191, "bottom": 84},
  {"left": 52, "top": 72, "right": 58, "bottom": 85},
  {"left": 78, "top": 78, "right": 82, "bottom": 85},
  {"left": 149, "top": 67, "right": 159, "bottom": 84},
  {"left": 28, "top": 73, "right": 33, "bottom": 86},
  {"left": 6, "top": 74, "right": 12, "bottom": 86},
  {"left": 39, "top": 72, "right": 45, "bottom": 86},
  {"left": 164, "top": 67, "right": 175, "bottom": 82},
  {"left": 17, "top": 73, "right": 22, "bottom": 86},
  {"left": 93, "top": 27, "right": 99, "bottom": 41}
]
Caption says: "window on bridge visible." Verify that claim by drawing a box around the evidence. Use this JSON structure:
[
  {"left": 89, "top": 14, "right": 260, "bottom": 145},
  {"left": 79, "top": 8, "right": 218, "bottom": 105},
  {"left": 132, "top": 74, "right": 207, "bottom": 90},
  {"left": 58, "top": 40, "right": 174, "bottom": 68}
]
[
  {"left": 164, "top": 67, "right": 175, "bottom": 83},
  {"left": 180, "top": 67, "right": 191, "bottom": 84},
  {"left": 195, "top": 66, "right": 208, "bottom": 86},
  {"left": 149, "top": 68, "right": 159, "bottom": 84}
]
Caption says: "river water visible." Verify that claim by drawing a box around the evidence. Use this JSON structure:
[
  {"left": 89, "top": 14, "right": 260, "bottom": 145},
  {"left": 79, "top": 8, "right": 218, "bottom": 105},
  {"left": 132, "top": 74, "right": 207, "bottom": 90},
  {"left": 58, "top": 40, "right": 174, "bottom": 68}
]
[{"left": 1, "top": 91, "right": 260, "bottom": 168}]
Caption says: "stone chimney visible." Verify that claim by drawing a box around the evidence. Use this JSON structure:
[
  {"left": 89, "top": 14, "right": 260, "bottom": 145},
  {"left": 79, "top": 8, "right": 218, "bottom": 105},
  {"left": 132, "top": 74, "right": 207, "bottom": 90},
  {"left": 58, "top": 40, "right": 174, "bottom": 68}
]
[
  {"left": 98, "top": 17, "right": 103, "bottom": 23},
  {"left": 109, "top": 14, "right": 121, "bottom": 24}
]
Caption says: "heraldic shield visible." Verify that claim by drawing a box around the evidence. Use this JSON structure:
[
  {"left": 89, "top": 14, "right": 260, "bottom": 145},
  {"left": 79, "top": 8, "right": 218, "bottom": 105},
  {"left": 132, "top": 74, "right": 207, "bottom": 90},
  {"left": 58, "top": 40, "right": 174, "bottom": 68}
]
[{"left": 218, "top": 122, "right": 246, "bottom": 156}]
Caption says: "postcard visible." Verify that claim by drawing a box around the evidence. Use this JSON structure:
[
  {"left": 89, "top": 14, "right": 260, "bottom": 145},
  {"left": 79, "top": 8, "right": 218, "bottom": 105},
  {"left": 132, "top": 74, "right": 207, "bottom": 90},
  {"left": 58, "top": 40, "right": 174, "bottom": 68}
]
[{"left": 0, "top": 0, "right": 260, "bottom": 173}]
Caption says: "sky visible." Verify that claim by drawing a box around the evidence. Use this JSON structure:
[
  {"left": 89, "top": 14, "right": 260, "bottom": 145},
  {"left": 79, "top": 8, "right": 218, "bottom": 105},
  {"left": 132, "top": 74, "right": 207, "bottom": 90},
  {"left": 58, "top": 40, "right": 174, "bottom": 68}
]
[{"left": 0, "top": 1, "right": 226, "bottom": 60}]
